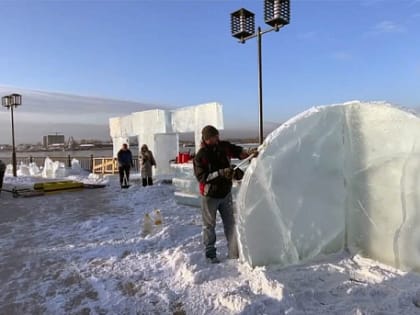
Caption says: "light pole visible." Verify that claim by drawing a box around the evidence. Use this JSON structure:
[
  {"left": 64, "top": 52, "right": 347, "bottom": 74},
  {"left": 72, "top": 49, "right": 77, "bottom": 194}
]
[
  {"left": 2, "top": 93, "right": 22, "bottom": 177},
  {"left": 231, "top": 0, "right": 290, "bottom": 144}
]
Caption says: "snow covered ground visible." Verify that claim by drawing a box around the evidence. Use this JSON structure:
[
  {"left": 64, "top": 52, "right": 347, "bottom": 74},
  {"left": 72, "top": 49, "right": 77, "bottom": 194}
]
[{"left": 2, "top": 173, "right": 420, "bottom": 315}]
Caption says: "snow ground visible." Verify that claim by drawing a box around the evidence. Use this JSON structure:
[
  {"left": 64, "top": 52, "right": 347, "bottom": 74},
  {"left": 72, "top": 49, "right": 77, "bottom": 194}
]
[{"left": 1, "top": 174, "right": 420, "bottom": 315}]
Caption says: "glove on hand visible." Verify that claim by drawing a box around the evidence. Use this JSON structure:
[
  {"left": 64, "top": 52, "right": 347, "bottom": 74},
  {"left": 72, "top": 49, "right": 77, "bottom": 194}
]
[
  {"left": 219, "top": 167, "right": 234, "bottom": 179},
  {"left": 247, "top": 147, "right": 259, "bottom": 158},
  {"left": 233, "top": 168, "right": 244, "bottom": 181}
]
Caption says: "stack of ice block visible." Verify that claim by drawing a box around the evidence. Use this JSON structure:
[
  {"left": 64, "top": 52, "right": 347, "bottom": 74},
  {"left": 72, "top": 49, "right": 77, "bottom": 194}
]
[
  {"left": 171, "top": 159, "right": 246, "bottom": 208},
  {"left": 171, "top": 162, "right": 201, "bottom": 207}
]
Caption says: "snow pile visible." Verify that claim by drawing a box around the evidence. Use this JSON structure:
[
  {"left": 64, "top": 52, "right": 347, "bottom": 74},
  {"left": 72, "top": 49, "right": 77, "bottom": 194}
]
[
  {"left": 2, "top": 175, "right": 420, "bottom": 314},
  {"left": 29, "top": 162, "right": 41, "bottom": 176},
  {"left": 17, "top": 162, "right": 31, "bottom": 177},
  {"left": 237, "top": 101, "right": 420, "bottom": 271},
  {"left": 4, "top": 164, "right": 13, "bottom": 177},
  {"left": 41, "top": 157, "right": 67, "bottom": 178},
  {"left": 4, "top": 158, "right": 88, "bottom": 179}
]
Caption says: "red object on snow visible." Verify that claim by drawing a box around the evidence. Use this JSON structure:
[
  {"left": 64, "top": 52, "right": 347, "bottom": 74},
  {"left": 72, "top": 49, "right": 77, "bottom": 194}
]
[{"left": 177, "top": 152, "right": 191, "bottom": 163}]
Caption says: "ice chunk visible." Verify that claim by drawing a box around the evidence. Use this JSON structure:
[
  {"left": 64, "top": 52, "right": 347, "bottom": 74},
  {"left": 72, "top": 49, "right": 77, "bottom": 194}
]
[
  {"left": 109, "top": 115, "right": 133, "bottom": 138},
  {"left": 110, "top": 115, "right": 132, "bottom": 157},
  {"left": 237, "top": 101, "right": 420, "bottom": 272},
  {"left": 172, "top": 102, "right": 224, "bottom": 152},
  {"left": 154, "top": 134, "right": 178, "bottom": 176},
  {"left": 42, "top": 157, "right": 55, "bottom": 178},
  {"left": 17, "top": 162, "right": 31, "bottom": 177},
  {"left": 41, "top": 157, "right": 67, "bottom": 179},
  {"left": 237, "top": 105, "right": 346, "bottom": 267},
  {"left": 132, "top": 110, "right": 170, "bottom": 135},
  {"left": 344, "top": 103, "right": 420, "bottom": 271},
  {"left": 109, "top": 102, "right": 223, "bottom": 176},
  {"left": 29, "top": 162, "right": 41, "bottom": 176},
  {"left": 5, "top": 164, "right": 13, "bottom": 177}
]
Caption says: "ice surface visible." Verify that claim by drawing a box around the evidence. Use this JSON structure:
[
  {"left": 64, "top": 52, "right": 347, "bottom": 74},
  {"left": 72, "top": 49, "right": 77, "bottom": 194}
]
[
  {"left": 42, "top": 157, "right": 67, "bottom": 178},
  {"left": 41, "top": 157, "right": 55, "bottom": 178},
  {"left": 171, "top": 108, "right": 195, "bottom": 133},
  {"left": 193, "top": 103, "right": 224, "bottom": 151},
  {"left": 109, "top": 115, "right": 133, "bottom": 138},
  {"left": 171, "top": 163, "right": 201, "bottom": 207},
  {"left": 344, "top": 103, "right": 420, "bottom": 271},
  {"left": 17, "top": 162, "right": 31, "bottom": 177},
  {"left": 237, "top": 105, "right": 346, "bottom": 267},
  {"left": 5, "top": 163, "right": 41, "bottom": 177},
  {"left": 110, "top": 115, "right": 132, "bottom": 157},
  {"left": 154, "top": 133, "right": 179, "bottom": 176},
  {"left": 170, "top": 102, "right": 224, "bottom": 150},
  {"left": 172, "top": 177, "right": 199, "bottom": 194},
  {"left": 131, "top": 109, "right": 169, "bottom": 135},
  {"left": 237, "top": 101, "right": 420, "bottom": 271},
  {"left": 29, "top": 162, "right": 41, "bottom": 176},
  {"left": 171, "top": 162, "right": 244, "bottom": 208}
]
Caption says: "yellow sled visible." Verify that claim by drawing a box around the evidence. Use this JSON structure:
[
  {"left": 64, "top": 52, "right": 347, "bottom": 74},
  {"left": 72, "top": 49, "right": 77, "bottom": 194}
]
[{"left": 33, "top": 180, "right": 84, "bottom": 192}]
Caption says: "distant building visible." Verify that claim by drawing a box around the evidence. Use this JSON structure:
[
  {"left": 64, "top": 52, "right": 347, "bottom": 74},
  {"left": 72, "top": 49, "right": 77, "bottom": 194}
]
[{"left": 43, "top": 135, "right": 65, "bottom": 148}]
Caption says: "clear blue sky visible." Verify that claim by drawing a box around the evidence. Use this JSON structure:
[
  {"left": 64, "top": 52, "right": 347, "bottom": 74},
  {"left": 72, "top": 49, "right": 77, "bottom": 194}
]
[{"left": 1, "top": 0, "right": 420, "bottom": 127}]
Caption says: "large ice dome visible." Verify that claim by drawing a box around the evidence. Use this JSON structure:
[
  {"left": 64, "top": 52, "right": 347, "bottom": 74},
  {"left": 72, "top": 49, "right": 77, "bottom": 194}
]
[{"left": 237, "top": 101, "right": 420, "bottom": 271}]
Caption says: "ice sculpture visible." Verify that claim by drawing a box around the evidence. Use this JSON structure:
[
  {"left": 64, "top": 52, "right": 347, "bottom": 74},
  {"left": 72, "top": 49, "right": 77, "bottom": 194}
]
[
  {"left": 109, "top": 102, "right": 224, "bottom": 176},
  {"left": 237, "top": 101, "right": 420, "bottom": 272},
  {"left": 17, "top": 162, "right": 31, "bottom": 177},
  {"left": 42, "top": 157, "right": 67, "bottom": 179},
  {"left": 29, "top": 162, "right": 41, "bottom": 176},
  {"left": 109, "top": 115, "right": 132, "bottom": 158}
]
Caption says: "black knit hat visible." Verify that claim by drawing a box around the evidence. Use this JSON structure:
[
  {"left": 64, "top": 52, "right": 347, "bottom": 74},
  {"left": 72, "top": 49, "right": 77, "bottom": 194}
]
[{"left": 201, "top": 125, "right": 219, "bottom": 140}]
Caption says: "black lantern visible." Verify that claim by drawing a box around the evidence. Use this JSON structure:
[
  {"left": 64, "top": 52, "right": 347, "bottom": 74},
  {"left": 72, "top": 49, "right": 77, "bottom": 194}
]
[
  {"left": 1, "top": 95, "right": 10, "bottom": 108},
  {"left": 264, "top": 0, "right": 290, "bottom": 29},
  {"left": 2, "top": 93, "right": 22, "bottom": 177},
  {"left": 230, "top": 2, "right": 291, "bottom": 144},
  {"left": 9, "top": 93, "right": 22, "bottom": 107},
  {"left": 231, "top": 8, "right": 255, "bottom": 41}
]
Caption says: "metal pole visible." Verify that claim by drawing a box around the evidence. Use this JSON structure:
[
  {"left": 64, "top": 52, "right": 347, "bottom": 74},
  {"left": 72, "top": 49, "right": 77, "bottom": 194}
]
[
  {"left": 11, "top": 105, "right": 17, "bottom": 177},
  {"left": 257, "top": 26, "right": 263, "bottom": 145}
]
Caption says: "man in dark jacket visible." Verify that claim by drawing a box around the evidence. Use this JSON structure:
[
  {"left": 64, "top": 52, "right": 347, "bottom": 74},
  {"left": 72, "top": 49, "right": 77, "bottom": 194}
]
[
  {"left": 117, "top": 143, "right": 134, "bottom": 188},
  {"left": 193, "top": 125, "right": 256, "bottom": 263},
  {"left": 0, "top": 160, "right": 6, "bottom": 194}
]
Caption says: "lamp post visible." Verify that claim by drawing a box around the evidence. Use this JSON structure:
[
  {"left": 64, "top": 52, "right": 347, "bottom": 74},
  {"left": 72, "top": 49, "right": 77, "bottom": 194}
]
[
  {"left": 2, "top": 93, "right": 22, "bottom": 177},
  {"left": 231, "top": 0, "right": 290, "bottom": 144}
]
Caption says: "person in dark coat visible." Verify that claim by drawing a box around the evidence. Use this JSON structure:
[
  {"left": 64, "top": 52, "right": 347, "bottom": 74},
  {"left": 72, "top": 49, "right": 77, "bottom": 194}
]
[
  {"left": 193, "top": 125, "right": 257, "bottom": 263},
  {"left": 140, "top": 144, "right": 156, "bottom": 186},
  {"left": 117, "top": 143, "right": 134, "bottom": 188},
  {"left": 0, "top": 160, "right": 6, "bottom": 193}
]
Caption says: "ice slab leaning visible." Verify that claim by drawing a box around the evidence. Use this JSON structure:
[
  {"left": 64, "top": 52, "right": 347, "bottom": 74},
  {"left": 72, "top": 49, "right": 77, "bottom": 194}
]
[{"left": 237, "top": 101, "right": 420, "bottom": 272}]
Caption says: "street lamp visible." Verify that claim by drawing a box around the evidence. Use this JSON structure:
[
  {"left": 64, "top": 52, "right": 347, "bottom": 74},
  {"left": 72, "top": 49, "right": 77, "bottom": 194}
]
[
  {"left": 2, "top": 93, "right": 22, "bottom": 177},
  {"left": 231, "top": 0, "right": 290, "bottom": 144}
]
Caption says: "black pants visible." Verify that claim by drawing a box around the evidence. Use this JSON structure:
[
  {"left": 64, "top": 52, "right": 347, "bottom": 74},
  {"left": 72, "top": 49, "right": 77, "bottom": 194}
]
[
  {"left": 119, "top": 165, "right": 130, "bottom": 186},
  {"left": 0, "top": 170, "right": 4, "bottom": 191},
  {"left": 142, "top": 177, "right": 153, "bottom": 187}
]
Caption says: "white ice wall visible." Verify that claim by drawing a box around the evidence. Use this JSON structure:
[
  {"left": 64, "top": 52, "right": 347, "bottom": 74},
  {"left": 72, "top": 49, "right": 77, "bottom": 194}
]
[
  {"left": 132, "top": 110, "right": 170, "bottom": 172},
  {"left": 171, "top": 102, "right": 224, "bottom": 152},
  {"left": 237, "top": 101, "right": 420, "bottom": 272},
  {"left": 344, "top": 103, "right": 420, "bottom": 271},
  {"left": 109, "top": 102, "right": 224, "bottom": 173},
  {"left": 109, "top": 116, "right": 132, "bottom": 157},
  {"left": 237, "top": 105, "right": 346, "bottom": 267},
  {"left": 154, "top": 133, "right": 179, "bottom": 176}
]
